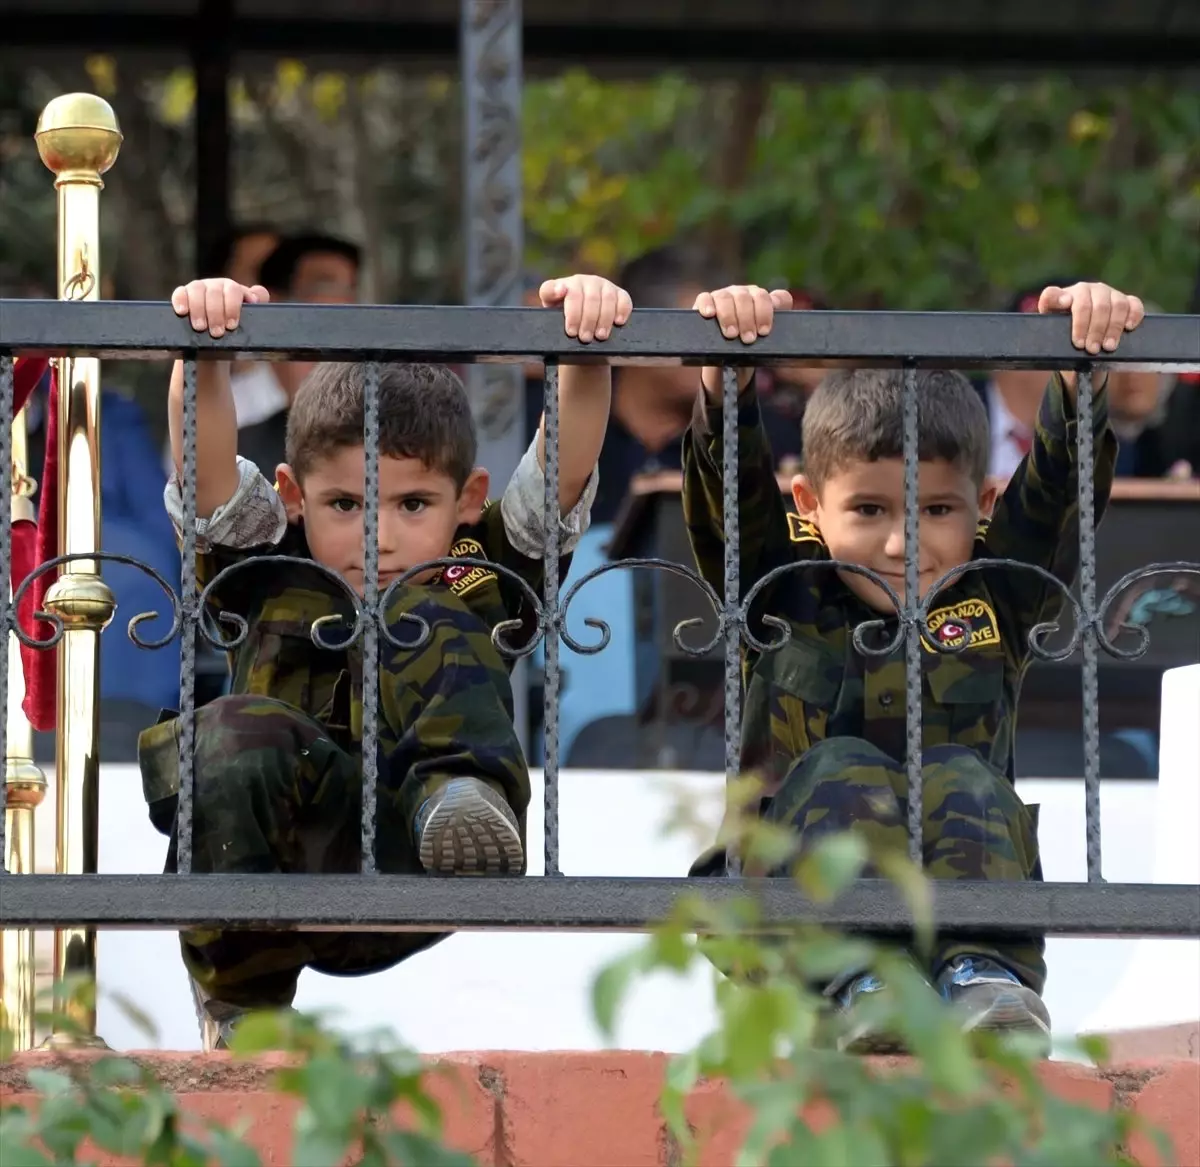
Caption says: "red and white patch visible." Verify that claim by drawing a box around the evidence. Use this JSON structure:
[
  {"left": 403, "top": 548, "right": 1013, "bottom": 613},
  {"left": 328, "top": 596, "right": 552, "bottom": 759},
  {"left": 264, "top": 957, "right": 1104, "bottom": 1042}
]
[
  {"left": 924, "top": 599, "right": 1001, "bottom": 653},
  {"left": 937, "top": 620, "right": 966, "bottom": 645}
]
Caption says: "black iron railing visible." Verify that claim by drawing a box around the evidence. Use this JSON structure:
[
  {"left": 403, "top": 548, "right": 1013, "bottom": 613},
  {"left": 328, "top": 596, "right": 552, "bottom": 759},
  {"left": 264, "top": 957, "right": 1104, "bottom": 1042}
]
[{"left": 1, "top": 298, "right": 1198, "bottom": 939}]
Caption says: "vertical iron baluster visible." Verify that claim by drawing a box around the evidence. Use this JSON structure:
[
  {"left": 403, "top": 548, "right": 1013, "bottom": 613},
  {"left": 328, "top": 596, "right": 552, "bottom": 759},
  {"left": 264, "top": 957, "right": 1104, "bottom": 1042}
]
[
  {"left": 175, "top": 357, "right": 198, "bottom": 874},
  {"left": 0, "top": 354, "right": 11, "bottom": 871},
  {"left": 1075, "top": 366, "right": 1102, "bottom": 883},
  {"left": 722, "top": 366, "right": 743, "bottom": 877},
  {"left": 542, "top": 360, "right": 561, "bottom": 876},
  {"left": 902, "top": 364, "right": 922, "bottom": 864},
  {"left": 461, "top": 0, "right": 529, "bottom": 755},
  {"left": 361, "top": 361, "right": 380, "bottom": 874}
]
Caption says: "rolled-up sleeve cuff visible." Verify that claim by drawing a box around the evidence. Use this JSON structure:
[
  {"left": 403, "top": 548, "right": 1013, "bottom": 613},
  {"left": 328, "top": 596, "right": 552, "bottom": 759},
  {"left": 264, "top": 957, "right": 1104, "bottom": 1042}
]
[
  {"left": 1036, "top": 371, "right": 1111, "bottom": 464},
  {"left": 164, "top": 455, "right": 288, "bottom": 551},
  {"left": 691, "top": 377, "right": 762, "bottom": 441},
  {"left": 500, "top": 435, "right": 597, "bottom": 559}
]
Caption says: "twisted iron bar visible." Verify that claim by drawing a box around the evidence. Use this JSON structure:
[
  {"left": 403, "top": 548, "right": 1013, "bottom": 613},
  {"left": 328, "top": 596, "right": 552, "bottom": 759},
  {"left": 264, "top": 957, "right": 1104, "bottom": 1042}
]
[{"left": 556, "top": 556, "right": 727, "bottom": 657}]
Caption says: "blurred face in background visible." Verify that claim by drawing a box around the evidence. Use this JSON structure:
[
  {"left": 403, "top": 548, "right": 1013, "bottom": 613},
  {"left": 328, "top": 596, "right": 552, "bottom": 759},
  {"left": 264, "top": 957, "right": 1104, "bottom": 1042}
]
[
  {"left": 277, "top": 249, "right": 360, "bottom": 387},
  {"left": 226, "top": 230, "right": 279, "bottom": 288},
  {"left": 1106, "top": 368, "right": 1165, "bottom": 425}
]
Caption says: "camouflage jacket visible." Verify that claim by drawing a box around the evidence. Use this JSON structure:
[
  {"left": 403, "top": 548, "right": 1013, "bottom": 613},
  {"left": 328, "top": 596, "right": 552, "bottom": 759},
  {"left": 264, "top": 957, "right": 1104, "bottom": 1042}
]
[
  {"left": 161, "top": 435, "right": 591, "bottom": 753},
  {"left": 682, "top": 373, "right": 1116, "bottom": 794}
]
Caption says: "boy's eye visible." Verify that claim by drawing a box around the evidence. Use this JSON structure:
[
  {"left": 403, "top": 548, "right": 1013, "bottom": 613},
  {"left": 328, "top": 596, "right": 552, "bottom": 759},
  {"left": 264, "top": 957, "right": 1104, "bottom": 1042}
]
[
  {"left": 925, "top": 504, "right": 954, "bottom": 517},
  {"left": 854, "top": 504, "right": 884, "bottom": 517},
  {"left": 401, "top": 498, "right": 427, "bottom": 514},
  {"left": 330, "top": 497, "right": 360, "bottom": 513}
]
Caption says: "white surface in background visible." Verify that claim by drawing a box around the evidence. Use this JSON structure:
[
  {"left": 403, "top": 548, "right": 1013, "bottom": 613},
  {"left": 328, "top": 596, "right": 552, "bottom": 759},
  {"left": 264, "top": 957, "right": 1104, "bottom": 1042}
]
[{"left": 29, "top": 669, "right": 1198, "bottom": 1053}]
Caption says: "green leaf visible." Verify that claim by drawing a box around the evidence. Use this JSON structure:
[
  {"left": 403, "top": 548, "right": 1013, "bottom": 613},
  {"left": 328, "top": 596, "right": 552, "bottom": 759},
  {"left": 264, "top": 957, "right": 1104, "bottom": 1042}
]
[
  {"left": 1074, "top": 1032, "right": 1110, "bottom": 1066},
  {"left": 382, "top": 1130, "right": 479, "bottom": 1166},
  {"left": 24, "top": 1068, "right": 75, "bottom": 1097},
  {"left": 793, "top": 833, "right": 867, "bottom": 903},
  {"left": 0, "top": 1118, "right": 54, "bottom": 1167},
  {"left": 590, "top": 947, "right": 649, "bottom": 1041},
  {"left": 228, "top": 1009, "right": 294, "bottom": 1055},
  {"left": 291, "top": 1113, "right": 347, "bottom": 1167},
  {"left": 736, "top": 1079, "right": 806, "bottom": 1166},
  {"left": 88, "top": 1057, "right": 144, "bottom": 1088},
  {"left": 873, "top": 849, "right": 934, "bottom": 956},
  {"left": 661, "top": 1049, "right": 701, "bottom": 1148},
  {"left": 106, "top": 991, "right": 161, "bottom": 1045},
  {"left": 207, "top": 1127, "right": 265, "bottom": 1167}
]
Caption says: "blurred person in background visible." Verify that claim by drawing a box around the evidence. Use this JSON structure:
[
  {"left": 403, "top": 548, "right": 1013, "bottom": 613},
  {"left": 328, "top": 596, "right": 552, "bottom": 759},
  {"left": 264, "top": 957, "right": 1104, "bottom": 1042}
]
[
  {"left": 228, "top": 231, "right": 362, "bottom": 475},
  {"left": 984, "top": 280, "right": 1195, "bottom": 481},
  {"left": 530, "top": 243, "right": 802, "bottom": 524},
  {"left": 8, "top": 279, "right": 182, "bottom": 711}
]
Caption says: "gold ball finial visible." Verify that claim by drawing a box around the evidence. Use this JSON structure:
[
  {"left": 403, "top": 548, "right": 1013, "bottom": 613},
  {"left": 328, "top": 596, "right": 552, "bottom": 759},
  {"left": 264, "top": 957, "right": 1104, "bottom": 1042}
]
[{"left": 35, "top": 93, "right": 122, "bottom": 184}]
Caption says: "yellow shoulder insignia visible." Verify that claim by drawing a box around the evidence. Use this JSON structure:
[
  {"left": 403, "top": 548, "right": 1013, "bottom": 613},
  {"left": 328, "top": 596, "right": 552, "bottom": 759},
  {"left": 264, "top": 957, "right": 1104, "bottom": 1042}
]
[
  {"left": 976, "top": 518, "right": 991, "bottom": 541},
  {"left": 787, "top": 513, "right": 825, "bottom": 546},
  {"left": 443, "top": 536, "right": 497, "bottom": 598}
]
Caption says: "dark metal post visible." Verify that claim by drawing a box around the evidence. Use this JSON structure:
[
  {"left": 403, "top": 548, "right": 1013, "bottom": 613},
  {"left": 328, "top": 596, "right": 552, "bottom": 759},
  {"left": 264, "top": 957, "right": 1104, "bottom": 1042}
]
[
  {"left": 460, "top": 0, "right": 528, "bottom": 752},
  {"left": 193, "top": 0, "right": 232, "bottom": 276}
]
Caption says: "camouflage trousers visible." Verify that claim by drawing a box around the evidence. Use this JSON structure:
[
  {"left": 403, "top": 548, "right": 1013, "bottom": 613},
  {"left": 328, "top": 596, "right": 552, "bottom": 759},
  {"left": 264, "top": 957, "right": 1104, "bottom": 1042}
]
[
  {"left": 138, "top": 588, "right": 531, "bottom": 1010},
  {"left": 762, "top": 736, "right": 1046, "bottom": 992}
]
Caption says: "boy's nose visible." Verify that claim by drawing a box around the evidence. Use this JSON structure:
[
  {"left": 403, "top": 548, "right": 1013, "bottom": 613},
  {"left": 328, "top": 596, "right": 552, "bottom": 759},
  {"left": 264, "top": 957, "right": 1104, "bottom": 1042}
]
[
  {"left": 375, "top": 511, "right": 400, "bottom": 554},
  {"left": 883, "top": 523, "right": 907, "bottom": 559}
]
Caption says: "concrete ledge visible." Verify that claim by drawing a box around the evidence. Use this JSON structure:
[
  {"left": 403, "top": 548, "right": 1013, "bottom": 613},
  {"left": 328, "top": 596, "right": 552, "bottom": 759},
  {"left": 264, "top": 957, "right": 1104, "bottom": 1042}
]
[{"left": 2, "top": 1051, "right": 1198, "bottom": 1166}]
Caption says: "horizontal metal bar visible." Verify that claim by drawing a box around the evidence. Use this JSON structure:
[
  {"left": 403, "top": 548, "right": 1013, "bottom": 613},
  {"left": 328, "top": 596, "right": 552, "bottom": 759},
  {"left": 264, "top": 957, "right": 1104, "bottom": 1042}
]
[
  {"left": 2, "top": 300, "right": 1197, "bottom": 370},
  {"left": 0, "top": 875, "right": 1196, "bottom": 938},
  {"left": 5, "top": 12, "right": 1199, "bottom": 75}
]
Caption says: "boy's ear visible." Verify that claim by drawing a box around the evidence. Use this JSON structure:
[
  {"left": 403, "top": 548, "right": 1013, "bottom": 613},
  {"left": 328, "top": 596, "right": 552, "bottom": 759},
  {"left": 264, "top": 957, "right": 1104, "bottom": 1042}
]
[
  {"left": 791, "top": 473, "right": 820, "bottom": 519},
  {"left": 275, "top": 464, "right": 304, "bottom": 522},
  {"left": 978, "top": 478, "right": 1001, "bottom": 520},
  {"left": 457, "top": 467, "right": 490, "bottom": 523}
]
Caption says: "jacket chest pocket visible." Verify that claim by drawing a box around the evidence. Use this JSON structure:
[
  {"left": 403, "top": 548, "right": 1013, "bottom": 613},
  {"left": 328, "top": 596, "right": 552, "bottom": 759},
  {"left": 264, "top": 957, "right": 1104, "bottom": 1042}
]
[
  {"left": 922, "top": 647, "right": 1006, "bottom": 749},
  {"left": 744, "top": 635, "right": 844, "bottom": 777},
  {"left": 239, "top": 621, "right": 316, "bottom": 711}
]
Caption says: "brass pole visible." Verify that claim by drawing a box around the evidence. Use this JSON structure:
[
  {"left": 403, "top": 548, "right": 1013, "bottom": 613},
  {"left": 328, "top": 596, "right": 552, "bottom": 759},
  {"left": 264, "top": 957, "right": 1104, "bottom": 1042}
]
[
  {"left": 1, "top": 407, "right": 47, "bottom": 1052},
  {"left": 34, "top": 94, "right": 121, "bottom": 1045}
]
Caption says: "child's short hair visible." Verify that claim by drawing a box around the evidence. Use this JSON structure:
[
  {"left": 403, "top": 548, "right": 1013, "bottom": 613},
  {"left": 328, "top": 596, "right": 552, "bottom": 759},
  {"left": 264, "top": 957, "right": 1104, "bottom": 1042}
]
[
  {"left": 801, "top": 368, "right": 990, "bottom": 490},
  {"left": 286, "top": 362, "right": 477, "bottom": 489}
]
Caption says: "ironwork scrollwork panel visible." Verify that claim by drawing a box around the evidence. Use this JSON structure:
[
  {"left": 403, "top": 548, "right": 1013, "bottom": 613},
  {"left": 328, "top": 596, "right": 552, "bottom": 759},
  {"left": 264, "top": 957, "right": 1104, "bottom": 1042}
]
[
  {"left": 1095, "top": 561, "right": 1200, "bottom": 659},
  {"left": 7, "top": 551, "right": 183, "bottom": 651},
  {"left": 557, "top": 557, "right": 727, "bottom": 657}
]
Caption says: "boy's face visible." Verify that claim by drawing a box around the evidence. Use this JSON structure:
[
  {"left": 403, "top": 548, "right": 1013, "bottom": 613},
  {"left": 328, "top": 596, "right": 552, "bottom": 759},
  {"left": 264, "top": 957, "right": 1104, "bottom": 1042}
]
[
  {"left": 276, "top": 446, "right": 488, "bottom": 596},
  {"left": 792, "top": 458, "right": 998, "bottom": 613}
]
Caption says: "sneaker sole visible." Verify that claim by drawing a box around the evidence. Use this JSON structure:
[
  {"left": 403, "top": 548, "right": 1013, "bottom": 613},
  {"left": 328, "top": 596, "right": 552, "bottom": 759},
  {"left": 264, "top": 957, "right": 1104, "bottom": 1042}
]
[
  {"left": 962, "top": 990, "right": 1052, "bottom": 1043},
  {"left": 418, "top": 782, "right": 525, "bottom": 875},
  {"left": 839, "top": 1028, "right": 910, "bottom": 1056}
]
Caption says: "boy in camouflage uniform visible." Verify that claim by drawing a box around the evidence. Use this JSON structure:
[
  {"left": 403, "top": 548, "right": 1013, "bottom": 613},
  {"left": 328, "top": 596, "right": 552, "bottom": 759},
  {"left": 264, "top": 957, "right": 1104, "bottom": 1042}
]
[
  {"left": 682, "top": 280, "right": 1146, "bottom": 1050},
  {"left": 140, "top": 273, "right": 632, "bottom": 1048}
]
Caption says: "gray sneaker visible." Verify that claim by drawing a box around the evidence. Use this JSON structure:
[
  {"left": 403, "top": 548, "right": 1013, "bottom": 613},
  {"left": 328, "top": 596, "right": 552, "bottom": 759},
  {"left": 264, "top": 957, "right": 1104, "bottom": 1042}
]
[
  {"left": 189, "top": 979, "right": 297, "bottom": 1053},
  {"left": 829, "top": 971, "right": 913, "bottom": 1055},
  {"left": 414, "top": 777, "right": 524, "bottom": 875},
  {"left": 937, "top": 955, "right": 1052, "bottom": 1047}
]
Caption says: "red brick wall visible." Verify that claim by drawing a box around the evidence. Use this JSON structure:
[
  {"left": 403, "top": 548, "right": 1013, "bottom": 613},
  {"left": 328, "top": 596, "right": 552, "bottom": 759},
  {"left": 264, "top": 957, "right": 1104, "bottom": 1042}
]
[{"left": 2, "top": 1051, "right": 1197, "bottom": 1167}]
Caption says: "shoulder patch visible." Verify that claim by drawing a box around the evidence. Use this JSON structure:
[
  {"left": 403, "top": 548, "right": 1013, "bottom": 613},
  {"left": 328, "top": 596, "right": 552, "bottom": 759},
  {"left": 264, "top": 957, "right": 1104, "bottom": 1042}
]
[
  {"left": 787, "top": 513, "right": 825, "bottom": 546},
  {"left": 975, "top": 518, "right": 991, "bottom": 541},
  {"left": 442, "top": 536, "right": 497, "bottom": 598},
  {"left": 924, "top": 598, "right": 1001, "bottom": 653}
]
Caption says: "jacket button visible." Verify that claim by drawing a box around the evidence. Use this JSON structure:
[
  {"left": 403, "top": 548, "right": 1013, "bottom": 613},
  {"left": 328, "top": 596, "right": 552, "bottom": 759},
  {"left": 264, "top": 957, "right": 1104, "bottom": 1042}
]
[{"left": 879, "top": 692, "right": 894, "bottom": 707}]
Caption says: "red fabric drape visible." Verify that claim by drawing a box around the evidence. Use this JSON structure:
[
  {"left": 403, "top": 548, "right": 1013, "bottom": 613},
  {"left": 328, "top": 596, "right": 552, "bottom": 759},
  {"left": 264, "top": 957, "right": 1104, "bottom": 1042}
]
[{"left": 10, "top": 356, "right": 60, "bottom": 731}]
